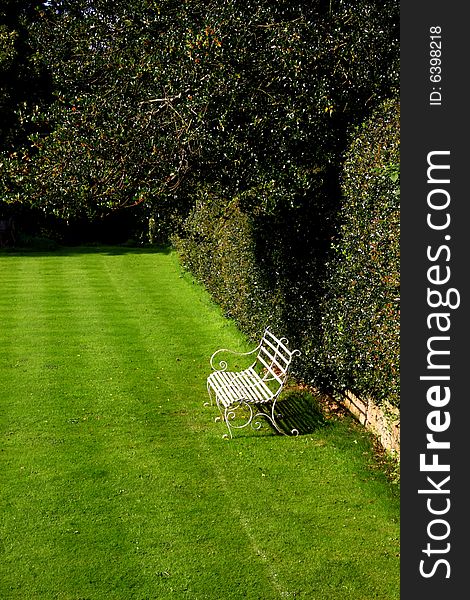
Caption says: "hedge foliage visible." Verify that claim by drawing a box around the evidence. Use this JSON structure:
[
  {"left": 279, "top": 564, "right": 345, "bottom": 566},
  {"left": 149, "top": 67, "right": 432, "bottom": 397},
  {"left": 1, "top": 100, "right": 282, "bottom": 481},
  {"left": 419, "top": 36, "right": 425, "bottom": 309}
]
[
  {"left": 0, "top": 1, "right": 51, "bottom": 152},
  {"left": 174, "top": 189, "right": 278, "bottom": 337},
  {"left": 176, "top": 99, "right": 400, "bottom": 409},
  {"left": 321, "top": 99, "right": 400, "bottom": 408}
]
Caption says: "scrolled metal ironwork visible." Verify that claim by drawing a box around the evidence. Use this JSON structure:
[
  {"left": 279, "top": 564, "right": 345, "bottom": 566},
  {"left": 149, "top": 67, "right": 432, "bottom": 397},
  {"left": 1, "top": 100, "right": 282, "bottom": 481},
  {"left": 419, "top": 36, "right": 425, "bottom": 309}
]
[
  {"left": 213, "top": 398, "right": 299, "bottom": 439},
  {"left": 209, "top": 344, "right": 260, "bottom": 372}
]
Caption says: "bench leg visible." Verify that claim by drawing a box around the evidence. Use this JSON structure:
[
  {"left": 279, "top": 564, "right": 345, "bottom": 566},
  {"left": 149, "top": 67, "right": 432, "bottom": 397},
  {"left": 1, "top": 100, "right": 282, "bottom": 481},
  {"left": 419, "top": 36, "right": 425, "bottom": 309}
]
[
  {"left": 214, "top": 399, "right": 299, "bottom": 439},
  {"left": 204, "top": 381, "right": 214, "bottom": 407},
  {"left": 222, "top": 401, "right": 256, "bottom": 439}
]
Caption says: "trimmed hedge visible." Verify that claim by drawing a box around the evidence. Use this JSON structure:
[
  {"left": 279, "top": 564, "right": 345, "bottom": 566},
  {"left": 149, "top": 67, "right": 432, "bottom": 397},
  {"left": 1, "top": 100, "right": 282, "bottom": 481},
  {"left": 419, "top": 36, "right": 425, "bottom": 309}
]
[
  {"left": 173, "top": 181, "right": 335, "bottom": 363},
  {"left": 175, "top": 98, "right": 400, "bottom": 410},
  {"left": 320, "top": 98, "right": 400, "bottom": 408},
  {"left": 173, "top": 188, "right": 281, "bottom": 339}
]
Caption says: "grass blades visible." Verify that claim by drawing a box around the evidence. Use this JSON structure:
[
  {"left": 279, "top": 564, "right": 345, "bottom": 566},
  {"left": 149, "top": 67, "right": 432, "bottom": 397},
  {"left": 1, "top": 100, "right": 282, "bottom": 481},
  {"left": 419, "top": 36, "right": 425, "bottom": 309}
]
[{"left": 0, "top": 247, "right": 399, "bottom": 599}]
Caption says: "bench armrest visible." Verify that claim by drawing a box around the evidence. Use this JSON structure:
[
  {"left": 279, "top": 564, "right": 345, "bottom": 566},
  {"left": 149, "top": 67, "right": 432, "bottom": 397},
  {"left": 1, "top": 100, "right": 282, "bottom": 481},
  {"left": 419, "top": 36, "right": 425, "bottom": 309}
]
[{"left": 209, "top": 345, "right": 259, "bottom": 372}]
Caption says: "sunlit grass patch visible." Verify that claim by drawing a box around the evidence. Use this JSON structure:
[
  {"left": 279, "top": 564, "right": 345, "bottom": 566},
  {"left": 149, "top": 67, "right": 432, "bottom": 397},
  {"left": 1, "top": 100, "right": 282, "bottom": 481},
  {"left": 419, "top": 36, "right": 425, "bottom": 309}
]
[{"left": 0, "top": 247, "right": 399, "bottom": 599}]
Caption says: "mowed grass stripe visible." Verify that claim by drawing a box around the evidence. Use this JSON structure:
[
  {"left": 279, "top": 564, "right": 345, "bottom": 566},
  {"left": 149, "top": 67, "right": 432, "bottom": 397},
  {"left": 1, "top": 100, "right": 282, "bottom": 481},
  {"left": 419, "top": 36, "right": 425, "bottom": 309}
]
[
  {"left": 76, "top": 251, "right": 283, "bottom": 596},
  {"left": 195, "top": 418, "right": 399, "bottom": 598},
  {"left": 1, "top": 256, "right": 86, "bottom": 594},
  {"left": 72, "top": 250, "right": 285, "bottom": 597},
  {"left": 1, "top": 255, "right": 134, "bottom": 595},
  {"left": 40, "top": 252, "right": 183, "bottom": 595}
]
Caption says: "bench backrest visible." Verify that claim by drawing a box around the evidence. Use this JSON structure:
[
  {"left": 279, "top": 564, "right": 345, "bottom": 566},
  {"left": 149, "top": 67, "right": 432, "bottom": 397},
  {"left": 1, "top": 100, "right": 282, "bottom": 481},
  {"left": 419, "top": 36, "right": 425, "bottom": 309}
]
[{"left": 256, "top": 328, "right": 298, "bottom": 386}]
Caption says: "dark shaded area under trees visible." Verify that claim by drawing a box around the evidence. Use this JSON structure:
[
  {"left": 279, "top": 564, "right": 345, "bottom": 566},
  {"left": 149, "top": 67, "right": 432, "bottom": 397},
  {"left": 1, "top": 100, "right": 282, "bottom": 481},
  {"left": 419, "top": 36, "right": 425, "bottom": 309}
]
[{"left": 0, "top": 0, "right": 399, "bottom": 408}]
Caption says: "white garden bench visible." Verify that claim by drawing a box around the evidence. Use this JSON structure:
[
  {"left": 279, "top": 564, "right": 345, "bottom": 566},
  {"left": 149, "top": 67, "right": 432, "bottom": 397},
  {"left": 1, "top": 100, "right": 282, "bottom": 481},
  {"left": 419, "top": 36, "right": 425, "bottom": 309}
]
[{"left": 206, "top": 327, "right": 301, "bottom": 438}]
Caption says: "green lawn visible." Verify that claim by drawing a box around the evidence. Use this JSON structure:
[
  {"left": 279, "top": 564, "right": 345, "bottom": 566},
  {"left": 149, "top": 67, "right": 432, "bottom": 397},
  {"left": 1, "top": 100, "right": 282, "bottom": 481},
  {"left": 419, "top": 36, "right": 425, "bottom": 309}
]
[{"left": 0, "top": 247, "right": 399, "bottom": 600}]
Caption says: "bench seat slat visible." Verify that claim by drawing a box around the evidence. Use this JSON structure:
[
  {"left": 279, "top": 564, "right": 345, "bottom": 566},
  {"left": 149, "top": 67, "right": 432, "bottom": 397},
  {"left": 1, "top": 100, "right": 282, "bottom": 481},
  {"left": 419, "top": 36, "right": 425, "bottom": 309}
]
[
  {"left": 241, "top": 367, "right": 273, "bottom": 401},
  {"left": 227, "top": 372, "right": 256, "bottom": 401},
  {"left": 208, "top": 372, "right": 234, "bottom": 407},
  {"left": 225, "top": 370, "right": 266, "bottom": 402},
  {"left": 208, "top": 367, "right": 274, "bottom": 407},
  {"left": 208, "top": 370, "right": 272, "bottom": 405}
]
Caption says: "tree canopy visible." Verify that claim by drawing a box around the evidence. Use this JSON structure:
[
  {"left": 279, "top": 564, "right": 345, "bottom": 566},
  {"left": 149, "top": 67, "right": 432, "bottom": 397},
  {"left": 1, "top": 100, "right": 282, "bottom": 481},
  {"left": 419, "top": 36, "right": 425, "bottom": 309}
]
[
  {"left": 0, "top": 1, "right": 51, "bottom": 151},
  {"left": 1, "top": 0, "right": 398, "bottom": 227}
]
